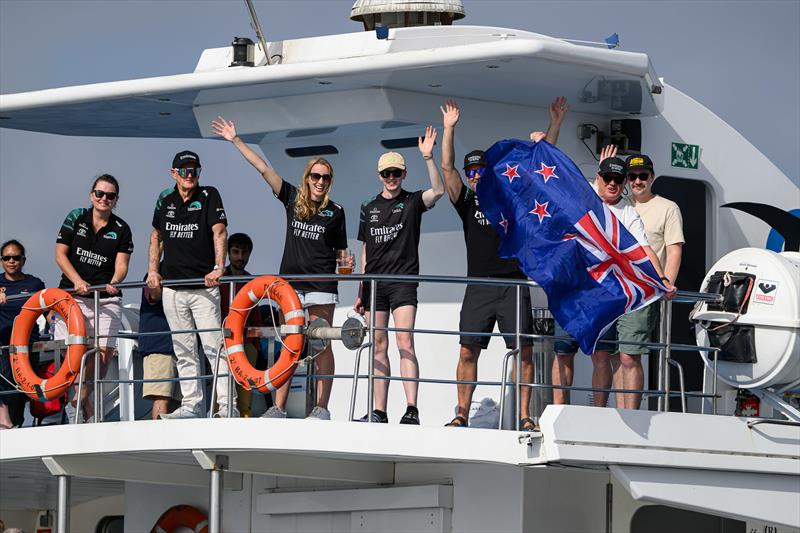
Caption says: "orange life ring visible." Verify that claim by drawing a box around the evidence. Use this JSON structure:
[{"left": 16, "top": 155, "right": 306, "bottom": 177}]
[
  {"left": 150, "top": 504, "right": 208, "bottom": 533},
  {"left": 224, "top": 275, "right": 305, "bottom": 393},
  {"left": 10, "top": 288, "right": 87, "bottom": 401}
]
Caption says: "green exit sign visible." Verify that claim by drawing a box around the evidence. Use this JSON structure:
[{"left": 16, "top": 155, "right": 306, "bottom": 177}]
[{"left": 671, "top": 142, "right": 701, "bottom": 169}]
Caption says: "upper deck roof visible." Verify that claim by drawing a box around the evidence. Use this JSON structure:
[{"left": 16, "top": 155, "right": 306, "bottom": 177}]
[{"left": 0, "top": 25, "right": 661, "bottom": 138}]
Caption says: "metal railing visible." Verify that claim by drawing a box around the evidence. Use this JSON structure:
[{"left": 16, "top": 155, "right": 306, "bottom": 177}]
[{"left": 2, "top": 273, "right": 724, "bottom": 426}]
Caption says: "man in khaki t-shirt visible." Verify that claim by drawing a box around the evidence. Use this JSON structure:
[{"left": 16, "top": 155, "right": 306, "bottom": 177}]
[{"left": 626, "top": 154, "right": 685, "bottom": 285}]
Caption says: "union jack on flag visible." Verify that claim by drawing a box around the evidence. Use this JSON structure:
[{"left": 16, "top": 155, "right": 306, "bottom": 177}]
[{"left": 476, "top": 139, "right": 669, "bottom": 354}]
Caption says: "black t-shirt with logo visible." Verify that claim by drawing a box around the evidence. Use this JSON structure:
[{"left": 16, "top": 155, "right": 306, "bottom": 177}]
[
  {"left": 56, "top": 208, "right": 134, "bottom": 298},
  {"left": 453, "top": 182, "right": 523, "bottom": 278},
  {"left": 152, "top": 185, "right": 227, "bottom": 282},
  {"left": 0, "top": 274, "right": 46, "bottom": 345},
  {"left": 276, "top": 181, "right": 348, "bottom": 294},
  {"left": 358, "top": 189, "right": 427, "bottom": 275}
]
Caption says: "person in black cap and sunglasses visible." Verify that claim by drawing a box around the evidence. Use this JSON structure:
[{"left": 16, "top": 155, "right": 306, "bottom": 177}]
[
  {"left": 148, "top": 150, "right": 237, "bottom": 419},
  {"left": 211, "top": 117, "right": 350, "bottom": 422},
  {"left": 439, "top": 97, "right": 567, "bottom": 430},
  {"left": 552, "top": 145, "right": 674, "bottom": 411},
  {"left": 54, "top": 173, "right": 133, "bottom": 422}
]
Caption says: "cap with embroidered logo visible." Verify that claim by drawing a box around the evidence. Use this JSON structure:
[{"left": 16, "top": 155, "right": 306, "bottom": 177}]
[
  {"left": 626, "top": 154, "right": 654, "bottom": 172},
  {"left": 378, "top": 152, "right": 406, "bottom": 172},
  {"left": 172, "top": 150, "right": 201, "bottom": 169},
  {"left": 599, "top": 157, "right": 627, "bottom": 177}
]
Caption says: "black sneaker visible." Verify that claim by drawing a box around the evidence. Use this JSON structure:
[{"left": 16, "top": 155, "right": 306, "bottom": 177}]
[
  {"left": 355, "top": 409, "right": 388, "bottom": 423},
  {"left": 399, "top": 405, "right": 420, "bottom": 425}
]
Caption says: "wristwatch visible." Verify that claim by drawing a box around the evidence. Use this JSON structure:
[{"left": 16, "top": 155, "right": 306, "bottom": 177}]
[{"left": 213, "top": 265, "right": 223, "bottom": 271}]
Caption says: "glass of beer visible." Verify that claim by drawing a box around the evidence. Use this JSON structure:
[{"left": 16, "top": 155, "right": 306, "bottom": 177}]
[{"left": 337, "top": 249, "right": 354, "bottom": 274}]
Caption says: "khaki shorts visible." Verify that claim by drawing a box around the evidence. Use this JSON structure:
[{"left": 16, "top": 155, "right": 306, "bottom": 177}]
[
  {"left": 143, "top": 353, "right": 181, "bottom": 400},
  {"left": 616, "top": 304, "right": 658, "bottom": 355}
]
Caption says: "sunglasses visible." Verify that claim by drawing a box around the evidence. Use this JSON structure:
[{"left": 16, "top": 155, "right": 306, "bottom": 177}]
[
  {"left": 309, "top": 172, "right": 332, "bottom": 183},
  {"left": 176, "top": 167, "right": 201, "bottom": 178},
  {"left": 92, "top": 189, "right": 118, "bottom": 200},
  {"left": 628, "top": 172, "right": 651, "bottom": 181},
  {"left": 465, "top": 168, "right": 483, "bottom": 179},
  {"left": 601, "top": 174, "right": 626, "bottom": 185},
  {"left": 380, "top": 168, "right": 404, "bottom": 179},
  {"left": 1, "top": 254, "right": 24, "bottom": 262}
]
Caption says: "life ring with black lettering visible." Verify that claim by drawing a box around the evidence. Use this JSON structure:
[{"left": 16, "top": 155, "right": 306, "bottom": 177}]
[
  {"left": 150, "top": 504, "right": 208, "bottom": 533},
  {"left": 9, "top": 288, "right": 87, "bottom": 401},
  {"left": 224, "top": 275, "right": 305, "bottom": 393}
]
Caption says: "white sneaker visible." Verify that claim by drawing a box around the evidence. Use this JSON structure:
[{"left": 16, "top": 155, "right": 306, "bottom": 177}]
[
  {"left": 213, "top": 406, "right": 241, "bottom": 418},
  {"left": 261, "top": 406, "right": 287, "bottom": 419},
  {"left": 158, "top": 406, "right": 202, "bottom": 420},
  {"left": 306, "top": 406, "right": 331, "bottom": 420}
]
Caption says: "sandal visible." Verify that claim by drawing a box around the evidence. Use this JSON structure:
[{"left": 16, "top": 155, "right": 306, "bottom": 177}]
[
  {"left": 445, "top": 416, "right": 468, "bottom": 428},
  {"left": 519, "top": 417, "right": 538, "bottom": 432}
]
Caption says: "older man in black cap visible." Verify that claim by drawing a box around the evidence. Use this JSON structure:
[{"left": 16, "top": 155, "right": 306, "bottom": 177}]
[
  {"left": 147, "top": 150, "right": 237, "bottom": 418},
  {"left": 552, "top": 146, "right": 673, "bottom": 410}
]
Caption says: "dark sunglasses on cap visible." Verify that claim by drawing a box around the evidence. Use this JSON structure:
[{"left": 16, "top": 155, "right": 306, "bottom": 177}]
[
  {"left": 601, "top": 174, "right": 626, "bottom": 185},
  {"left": 176, "top": 167, "right": 202, "bottom": 178},
  {"left": 93, "top": 189, "right": 118, "bottom": 200},
  {"left": 628, "top": 172, "right": 651, "bottom": 181},
  {"left": 309, "top": 172, "right": 332, "bottom": 183},
  {"left": 1, "top": 254, "right": 24, "bottom": 262},
  {"left": 380, "top": 168, "right": 404, "bottom": 179}
]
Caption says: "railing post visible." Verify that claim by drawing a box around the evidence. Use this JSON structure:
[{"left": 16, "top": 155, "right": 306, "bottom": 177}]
[
  {"left": 93, "top": 290, "right": 101, "bottom": 422},
  {"left": 656, "top": 300, "right": 666, "bottom": 412},
  {"left": 515, "top": 285, "right": 522, "bottom": 431},
  {"left": 57, "top": 474, "right": 71, "bottom": 533},
  {"left": 662, "top": 300, "right": 673, "bottom": 412},
  {"left": 712, "top": 349, "right": 719, "bottom": 415},
  {"left": 498, "top": 349, "right": 516, "bottom": 429},
  {"left": 367, "top": 279, "right": 377, "bottom": 423},
  {"left": 349, "top": 342, "right": 371, "bottom": 421},
  {"left": 227, "top": 281, "right": 235, "bottom": 418}
]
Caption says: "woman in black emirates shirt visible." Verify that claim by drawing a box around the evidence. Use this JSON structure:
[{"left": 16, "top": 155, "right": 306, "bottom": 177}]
[
  {"left": 213, "top": 116, "right": 351, "bottom": 421},
  {"left": 54, "top": 174, "right": 133, "bottom": 422}
]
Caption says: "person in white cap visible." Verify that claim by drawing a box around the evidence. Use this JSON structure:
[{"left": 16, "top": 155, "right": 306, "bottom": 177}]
[{"left": 354, "top": 126, "right": 444, "bottom": 424}]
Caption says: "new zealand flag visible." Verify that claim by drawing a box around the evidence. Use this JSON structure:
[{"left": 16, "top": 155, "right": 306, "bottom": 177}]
[{"left": 476, "top": 139, "right": 669, "bottom": 354}]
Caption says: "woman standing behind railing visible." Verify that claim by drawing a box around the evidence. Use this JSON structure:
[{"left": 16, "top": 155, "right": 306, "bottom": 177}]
[
  {"left": 0, "top": 239, "right": 45, "bottom": 429},
  {"left": 54, "top": 174, "right": 133, "bottom": 423},
  {"left": 212, "top": 117, "right": 351, "bottom": 421}
]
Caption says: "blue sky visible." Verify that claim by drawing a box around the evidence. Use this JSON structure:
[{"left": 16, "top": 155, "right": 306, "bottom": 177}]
[{"left": 1, "top": 0, "right": 798, "bottom": 291}]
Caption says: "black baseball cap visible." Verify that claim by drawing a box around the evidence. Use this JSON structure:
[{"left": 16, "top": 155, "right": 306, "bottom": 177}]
[
  {"left": 463, "top": 150, "right": 487, "bottom": 169},
  {"left": 172, "top": 150, "right": 201, "bottom": 169},
  {"left": 598, "top": 157, "right": 627, "bottom": 177},
  {"left": 626, "top": 154, "right": 654, "bottom": 172}
]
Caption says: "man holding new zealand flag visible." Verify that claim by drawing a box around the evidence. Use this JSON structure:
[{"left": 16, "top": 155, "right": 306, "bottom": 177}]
[
  {"left": 440, "top": 98, "right": 567, "bottom": 429},
  {"left": 476, "top": 138, "right": 675, "bottom": 412}
]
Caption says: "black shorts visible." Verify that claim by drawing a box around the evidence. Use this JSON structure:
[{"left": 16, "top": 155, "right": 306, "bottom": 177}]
[
  {"left": 459, "top": 284, "right": 533, "bottom": 349},
  {"left": 362, "top": 281, "right": 418, "bottom": 312}
]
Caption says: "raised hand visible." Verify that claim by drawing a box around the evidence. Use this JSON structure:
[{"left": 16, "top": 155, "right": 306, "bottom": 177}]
[
  {"left": 530, "top": 131, "right": 546, "bottom": 142},
  {"left": 440, "top": 99, "right": 460, "bottom": 129},
  {"left": 211, "top": 116, "right": 237, "bottom": 142},
  {"left": 549, "top": 96, "right": 568, "bottom": 125},
  {"left": 418, "top": 125, "right": 437, "bottom": 158},
  {"left": 599, "top": 144, "right": 618, "bottom": 163}
]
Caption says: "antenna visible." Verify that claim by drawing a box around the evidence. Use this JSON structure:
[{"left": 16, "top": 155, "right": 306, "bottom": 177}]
[{"left": 243, "top": 0, "right": 271, "bottom": 66}]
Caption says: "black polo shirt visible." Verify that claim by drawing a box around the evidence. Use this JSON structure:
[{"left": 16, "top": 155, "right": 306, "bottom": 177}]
[
  {"left": 152, "top": 185, "right": 227, "bottom": 281},
  {"left": 357, "top": 189, "right": 427, "bottom": 275},
  {"left": 56, "top": 208, "right": 134, "bottom": 297},
  {"left": 276, "top": 181, "right": 348, "bottom": 294},
  {"left": 453, "top": 183, "right": 523, "bottom": 278}
]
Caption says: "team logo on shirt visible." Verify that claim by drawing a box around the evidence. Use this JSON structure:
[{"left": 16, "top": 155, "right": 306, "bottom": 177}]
[
  {"left": 392, "top": 202, "right": 405, "bottom": 214},
  {"left": 75, "top": 246, "right": 108, "bottom": 267},
  {"left": 167, "top": 203, "right": 176, "bottom": 210},
  {"left": 103, "top": 232, "right": 118, "bottom": 240},
  {"left": 166, "top": 210, "right": 176, "bottom": 218},
  {"left": 166, "top": 222, "right": 199, "bottom": 239},
  {"left": 292, "top": 219, "right": 326, "bottom": 240},
  {"left": 76, "top": 222, "right": 88, "bottom": 237},
  {"left": 319, "top": 209, "right": 335, "bottom": 218},
  {"left": 187, "top": 201, "right": 202, "bottom": 211},
  {"left": 370, "top": 223, "right": 404, "bottom": 243},
  {"left": 370, "top": 207, "right": 380, "bottom": 222}
]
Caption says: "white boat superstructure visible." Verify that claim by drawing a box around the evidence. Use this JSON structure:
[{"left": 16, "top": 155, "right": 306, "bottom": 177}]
[{"left": 1, "top": 1, "right": 798, "bottom": 532}]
